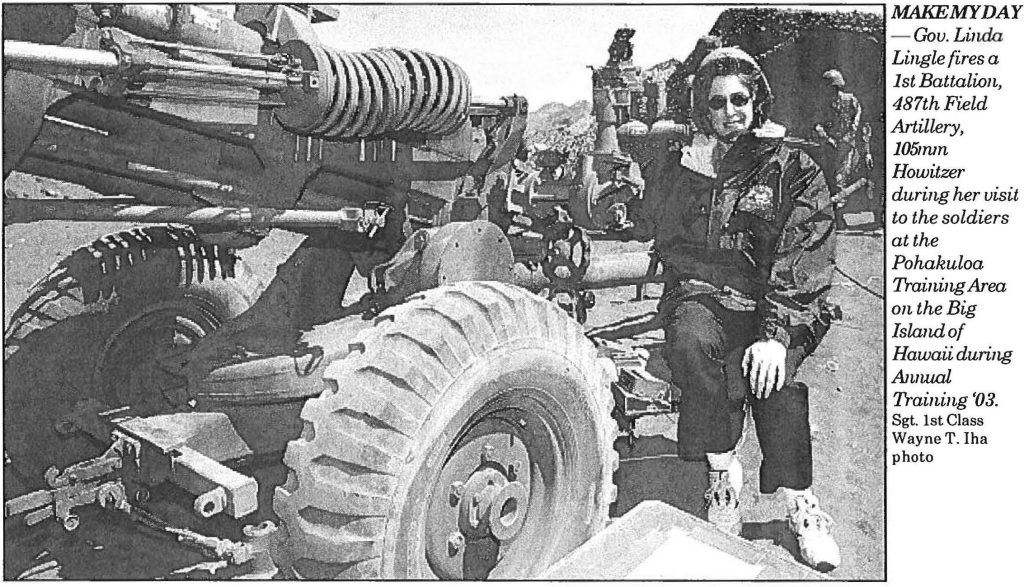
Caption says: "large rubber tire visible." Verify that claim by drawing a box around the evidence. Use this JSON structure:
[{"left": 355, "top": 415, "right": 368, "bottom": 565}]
[
  {"left": 3, "top": 226, "right": 261, "bottom": 483},
  {"left": 274, "top": 281, "right": 619, "bottom": 579}
]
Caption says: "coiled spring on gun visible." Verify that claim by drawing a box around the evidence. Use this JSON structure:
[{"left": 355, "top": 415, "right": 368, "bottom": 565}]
[{"left": 276, "top": 40, "right": 472, "bottom": 138}]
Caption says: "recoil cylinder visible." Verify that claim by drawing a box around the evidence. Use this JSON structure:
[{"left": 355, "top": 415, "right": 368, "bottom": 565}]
[{"left": 275, "top": 40, "right": 471, "bottom": 138}]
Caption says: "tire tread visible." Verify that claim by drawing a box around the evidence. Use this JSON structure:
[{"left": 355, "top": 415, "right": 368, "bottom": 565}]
[
  {"left": 275, "top": 282, "right": 618, "bottom": 579},
  {"left": 4, "top": 226, "right": 249, "bottom": 347}
]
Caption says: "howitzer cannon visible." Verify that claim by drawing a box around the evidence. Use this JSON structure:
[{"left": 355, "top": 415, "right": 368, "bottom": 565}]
[{"left": 3, "top": 5, "right": 669, "bottom": 580}]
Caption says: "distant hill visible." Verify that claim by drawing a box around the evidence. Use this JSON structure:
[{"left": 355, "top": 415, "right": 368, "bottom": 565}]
[
  {"left": 524, "top": 57, "right": 682, "bottom": 150},
  {"left": 526, "top": 100, "right": 592, "bottom": 138},
  {"left": 523, "top": 100, "right": 595, "bottom": 165},
  {"left": 646, "top": 58, "right": 682, "bottom": 83}
]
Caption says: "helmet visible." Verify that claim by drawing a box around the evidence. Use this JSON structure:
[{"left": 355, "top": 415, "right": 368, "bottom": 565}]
[{"left": 823, "top": 69, "right": 846, "bottom": 88}]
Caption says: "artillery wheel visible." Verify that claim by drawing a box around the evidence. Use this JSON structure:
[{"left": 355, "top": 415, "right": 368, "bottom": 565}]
[
  {"left": 3, "top": 226, "right": 261, "bottom": 483},
  {"left": 274, "top": 281, "right": 619, "bottom": 579}
]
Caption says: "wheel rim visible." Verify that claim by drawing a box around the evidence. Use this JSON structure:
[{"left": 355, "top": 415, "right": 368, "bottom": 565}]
[
  {"left": 275, "top": 283, "right": 616, "bottom": 580},
  {"left": 424, "top": 400, "right": 541, "bottom": 579},
  {"left": 404, "top": 373, "right": 603, "bottom": 580},
  {"left": 95, "top": 296, "right": 221, "bottom": 414}
]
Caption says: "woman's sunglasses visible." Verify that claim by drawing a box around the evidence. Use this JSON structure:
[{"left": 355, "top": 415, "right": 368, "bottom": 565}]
[{"left": 708, "top": 92, "right": 752, "bottom": 110}]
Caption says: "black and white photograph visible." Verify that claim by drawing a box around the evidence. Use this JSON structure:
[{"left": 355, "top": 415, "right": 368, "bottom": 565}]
[{"left": 2, "top": 3, "right": 884, "bottom": 580}]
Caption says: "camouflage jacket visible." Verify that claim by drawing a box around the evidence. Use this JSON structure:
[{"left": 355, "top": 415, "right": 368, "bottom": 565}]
[{"left": 647, "top": 132, "right": 836, "bottom": 349}]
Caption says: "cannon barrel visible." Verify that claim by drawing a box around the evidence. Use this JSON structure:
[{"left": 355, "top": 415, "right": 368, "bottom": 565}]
[
  {"left": 5, "top": 38, "right": 476, "bottom": 139},
  {"left": 2, "top": 199, "right": 386, "bottom": 233},
  {"left": 511, "top": 249, "right": 663, "bottom": 291},
  {"left": 3, "top": 41, "right": 121, "bottom": 73},
  {"left": 3, "top": 40, "right": 296, "bottom": 90}
]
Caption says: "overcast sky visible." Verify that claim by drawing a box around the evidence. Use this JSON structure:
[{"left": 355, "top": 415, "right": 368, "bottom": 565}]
[{"left": 313, "top": 4, "right": 882, "bottom": 107}]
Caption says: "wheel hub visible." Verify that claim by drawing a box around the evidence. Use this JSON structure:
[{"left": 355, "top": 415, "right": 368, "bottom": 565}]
[
  {"left": 96, "top": 302, "right": 218, "bottom": 413},
  {"left": 425, "top": 425, "right": 534, "bottom": 579},
  {"left": 459, "top": 467, "right": 529, "bottom": 542}
]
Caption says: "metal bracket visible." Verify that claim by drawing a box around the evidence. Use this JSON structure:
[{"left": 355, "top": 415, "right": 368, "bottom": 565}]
[
  {"left": 5, "top": 412, "right": 258, "bottom": 532},
  {"left": 169, "top": 520, "right": 281, "bottom": 578},
  {"left": 595, "top": 340, "right": 679, "bottom": 448},
  {"left": 4, "top": 441, "right": 128, "bottom": 530}
]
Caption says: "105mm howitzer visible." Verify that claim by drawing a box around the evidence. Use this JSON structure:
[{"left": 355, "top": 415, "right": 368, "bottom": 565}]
[{"left": 3, "top": 5, "right": 666, "bottom": 580}]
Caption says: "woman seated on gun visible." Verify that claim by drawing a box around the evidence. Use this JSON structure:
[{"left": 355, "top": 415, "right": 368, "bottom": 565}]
[{"left": 653, "top": 47, "right": 841, "bottom": 572}]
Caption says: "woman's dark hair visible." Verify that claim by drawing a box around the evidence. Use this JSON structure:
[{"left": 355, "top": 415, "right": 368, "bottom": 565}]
[{"left": 691, "top": 48, "right": 773, "bottom": 136}]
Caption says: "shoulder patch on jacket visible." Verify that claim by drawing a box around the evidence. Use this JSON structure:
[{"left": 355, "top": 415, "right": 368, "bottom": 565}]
[{"left": 736, "top": 184, "right": 776, "bottom": 221}]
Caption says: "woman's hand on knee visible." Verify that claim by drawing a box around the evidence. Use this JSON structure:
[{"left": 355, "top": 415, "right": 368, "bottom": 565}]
[{"left": 743, "top": 340, "right": 787, "bottom": 399}]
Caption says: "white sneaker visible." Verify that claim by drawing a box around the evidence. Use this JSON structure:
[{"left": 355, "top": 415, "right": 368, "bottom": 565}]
[
  {"left": 787, "top": 492, "right": 841, "bottom": 572},
  {"left": 705, "top": 470, "right": 741, "bottom": 535},
  {"left": 706, "top": 452, "right": 743, "bottom": 495}
]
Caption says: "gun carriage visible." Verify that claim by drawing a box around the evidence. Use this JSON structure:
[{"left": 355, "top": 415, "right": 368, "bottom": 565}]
[{"left": 2, "top": 4, "right": 660, "bottom": 579}]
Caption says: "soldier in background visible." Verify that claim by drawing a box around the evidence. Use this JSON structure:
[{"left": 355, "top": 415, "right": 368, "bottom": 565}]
[
  {"left": 607, "top": 26, "right": 636, "bottom": 65},
  {"left": 815, "top": 69, "right": 864, "bottom": 230}
]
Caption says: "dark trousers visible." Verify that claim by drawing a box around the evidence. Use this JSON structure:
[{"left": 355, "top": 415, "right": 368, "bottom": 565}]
[{"left": 664, "top": 297, "right": 812, "bottom": 494}]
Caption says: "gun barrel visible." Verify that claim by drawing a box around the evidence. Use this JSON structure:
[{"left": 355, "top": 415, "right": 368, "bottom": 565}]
[
  {"left": 4, "top": 40, "right": 120, "bottom": 73},
  {"left": 3, "top": 40, "right": 294, "bottom": 90},
  {"left": 511, "top": 249, "right": 663, "bottom": 291},
  {"left": 2, "top": 199, "right": 376, "bottom": 232}
]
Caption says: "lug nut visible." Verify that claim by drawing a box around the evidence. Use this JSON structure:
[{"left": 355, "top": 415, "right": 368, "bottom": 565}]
[
  {"left": 447, "top": 532, "right": 465, "bottom": 555},
  {"left": 133, "top": 488, "right": 150, "bottom": 503},
  {"left": 63, "top": 514, "right": 80, "bottom": 531},
  {"left": 481, "top": 444, "right": 495, "bottom": 463}
]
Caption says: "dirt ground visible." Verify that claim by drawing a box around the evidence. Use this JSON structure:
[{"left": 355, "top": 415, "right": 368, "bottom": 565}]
[{"left": 2, "top": 217, "right": 884, "bottom": 579}]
